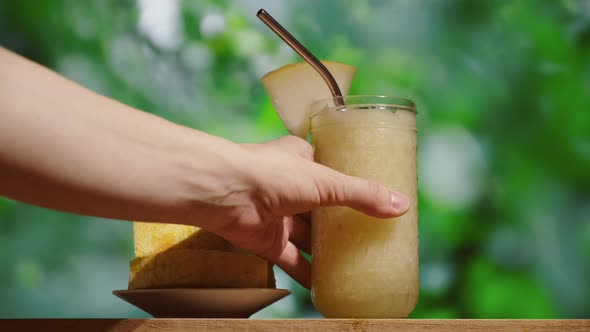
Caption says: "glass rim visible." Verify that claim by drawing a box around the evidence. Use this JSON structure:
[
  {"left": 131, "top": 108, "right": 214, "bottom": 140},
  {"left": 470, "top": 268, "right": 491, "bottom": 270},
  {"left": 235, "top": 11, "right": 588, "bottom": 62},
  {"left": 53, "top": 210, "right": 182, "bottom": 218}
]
[{"left": 310, "top": 95, "right": 417, "bottom": 118}]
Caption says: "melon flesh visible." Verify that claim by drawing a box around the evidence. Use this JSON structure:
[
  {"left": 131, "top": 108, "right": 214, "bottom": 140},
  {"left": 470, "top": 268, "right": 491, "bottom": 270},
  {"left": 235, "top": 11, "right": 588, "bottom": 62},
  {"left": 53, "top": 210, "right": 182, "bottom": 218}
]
[
  {"left": 128, "top": 249, "right": 275, "bottom": 289},
  {"left": 261, "top": 61, "right": 357, "bottom": 138},
  {"left": 133, "top": 222, "right": 233, "bottom": 257}
]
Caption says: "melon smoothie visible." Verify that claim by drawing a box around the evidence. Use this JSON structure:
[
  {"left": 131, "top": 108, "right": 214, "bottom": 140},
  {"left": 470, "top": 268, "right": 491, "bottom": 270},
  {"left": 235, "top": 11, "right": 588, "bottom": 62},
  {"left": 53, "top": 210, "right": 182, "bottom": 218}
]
[
  {"left": 310, "top": 96, "right": 418, "bottom": 318},
  {"left": 262, "top": 62, "right": 418, "bottom": 318}
]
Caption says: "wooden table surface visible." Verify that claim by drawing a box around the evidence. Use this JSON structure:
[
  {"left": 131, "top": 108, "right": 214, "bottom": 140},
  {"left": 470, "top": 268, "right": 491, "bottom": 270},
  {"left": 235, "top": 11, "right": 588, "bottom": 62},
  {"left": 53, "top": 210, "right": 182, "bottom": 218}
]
[{"left": 1, "top": 319, "right": 589, "bottom": 332}]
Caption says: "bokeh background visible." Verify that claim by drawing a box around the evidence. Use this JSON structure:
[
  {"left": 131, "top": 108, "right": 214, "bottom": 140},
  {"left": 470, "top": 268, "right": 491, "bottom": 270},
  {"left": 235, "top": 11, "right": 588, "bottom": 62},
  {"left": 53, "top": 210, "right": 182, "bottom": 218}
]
[{"left": 1, "top": 0, "right": 589, "bottom": 318}]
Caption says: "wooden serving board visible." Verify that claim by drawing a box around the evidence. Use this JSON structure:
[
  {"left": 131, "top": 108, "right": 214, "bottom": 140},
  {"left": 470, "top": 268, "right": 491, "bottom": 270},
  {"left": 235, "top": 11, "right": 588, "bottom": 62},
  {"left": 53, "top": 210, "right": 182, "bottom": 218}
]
[{"left": 1, "top": 319, "right": 589, "bottom": 332}]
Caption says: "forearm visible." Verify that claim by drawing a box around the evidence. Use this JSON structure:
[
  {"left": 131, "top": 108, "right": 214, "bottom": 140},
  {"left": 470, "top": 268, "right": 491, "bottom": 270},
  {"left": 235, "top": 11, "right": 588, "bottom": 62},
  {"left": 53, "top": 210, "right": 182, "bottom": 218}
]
[{"left": 0, "top": 47, "right": 245, "bottom": 226}]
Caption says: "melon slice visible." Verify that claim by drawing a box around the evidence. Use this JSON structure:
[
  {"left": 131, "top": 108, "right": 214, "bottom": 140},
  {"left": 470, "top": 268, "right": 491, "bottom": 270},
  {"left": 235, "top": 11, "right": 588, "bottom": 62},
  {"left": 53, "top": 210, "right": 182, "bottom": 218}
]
[
  {"left": 128, "top": 249, "right": 275, "bottom": 289},
  {"left": 261, "top": 61, "right": 357, "bottom": 138},
  {"left": 133, "top": 222, "right": 234, "bottom": 257}
]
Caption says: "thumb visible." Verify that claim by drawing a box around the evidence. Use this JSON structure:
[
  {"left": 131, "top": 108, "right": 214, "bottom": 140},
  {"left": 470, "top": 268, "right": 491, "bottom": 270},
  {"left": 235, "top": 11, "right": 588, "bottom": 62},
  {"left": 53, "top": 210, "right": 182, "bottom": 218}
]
[{"left": 315, "top": 165, "right": 411, "bottom": 218}]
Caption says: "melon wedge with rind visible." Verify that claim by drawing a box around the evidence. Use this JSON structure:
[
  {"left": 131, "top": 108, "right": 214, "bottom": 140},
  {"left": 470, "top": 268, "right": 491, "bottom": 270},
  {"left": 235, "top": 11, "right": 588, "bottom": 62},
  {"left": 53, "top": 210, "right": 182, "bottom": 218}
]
[{"left": 261, "top": 61, "right": 357, "bottom": 138}]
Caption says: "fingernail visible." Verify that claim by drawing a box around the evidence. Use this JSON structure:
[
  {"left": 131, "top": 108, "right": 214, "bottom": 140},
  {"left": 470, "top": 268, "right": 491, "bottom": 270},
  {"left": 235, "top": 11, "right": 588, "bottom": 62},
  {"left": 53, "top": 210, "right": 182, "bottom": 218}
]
[{"left": 391, "top": 192, "right": 410, "bottom": 211}]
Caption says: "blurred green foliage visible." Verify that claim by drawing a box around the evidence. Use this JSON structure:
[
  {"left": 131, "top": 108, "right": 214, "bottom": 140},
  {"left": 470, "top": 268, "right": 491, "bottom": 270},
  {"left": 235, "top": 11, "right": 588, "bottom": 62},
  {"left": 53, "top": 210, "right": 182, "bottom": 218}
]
[{"left": 0, "top": 0, "right": 589, "bottom": 318}]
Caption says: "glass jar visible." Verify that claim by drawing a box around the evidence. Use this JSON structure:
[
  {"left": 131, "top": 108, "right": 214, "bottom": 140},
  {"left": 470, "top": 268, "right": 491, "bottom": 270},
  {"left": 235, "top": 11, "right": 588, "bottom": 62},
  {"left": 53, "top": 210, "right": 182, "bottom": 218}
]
[{"left": 310, "top": 95, "right": 418, "bottom": 318}]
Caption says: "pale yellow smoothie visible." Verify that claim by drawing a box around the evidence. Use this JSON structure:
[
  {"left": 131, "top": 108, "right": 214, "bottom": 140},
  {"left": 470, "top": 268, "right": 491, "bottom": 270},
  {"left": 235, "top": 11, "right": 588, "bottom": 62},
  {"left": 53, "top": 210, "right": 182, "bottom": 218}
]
[{"left": 310, "top": 96, "right": 418, "bottom": 318}]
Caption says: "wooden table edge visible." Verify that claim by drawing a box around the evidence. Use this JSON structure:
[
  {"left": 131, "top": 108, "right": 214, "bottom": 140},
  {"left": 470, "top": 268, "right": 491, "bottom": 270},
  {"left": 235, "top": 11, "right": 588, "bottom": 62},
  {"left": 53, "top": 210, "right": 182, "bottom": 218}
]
[{"left": 1, "top": 318, "right": 589, "bottom": 332}]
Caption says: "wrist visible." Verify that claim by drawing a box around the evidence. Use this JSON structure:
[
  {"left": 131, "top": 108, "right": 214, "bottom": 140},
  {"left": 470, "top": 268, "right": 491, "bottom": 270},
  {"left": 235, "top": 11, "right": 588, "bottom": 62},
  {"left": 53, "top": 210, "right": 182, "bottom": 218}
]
[{"left": 166, "top": 129, "right": 256, "bottom": 231}]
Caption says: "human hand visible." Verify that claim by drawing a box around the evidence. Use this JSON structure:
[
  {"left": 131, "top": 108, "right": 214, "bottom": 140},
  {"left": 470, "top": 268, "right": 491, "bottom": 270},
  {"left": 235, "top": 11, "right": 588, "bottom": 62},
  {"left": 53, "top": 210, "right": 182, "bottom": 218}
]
[
  {"left": 0, "top": 48, "right": 408, "bottom": 289},
  {"left": 204, "top": 136, "right": 410, "bottom": 288}
]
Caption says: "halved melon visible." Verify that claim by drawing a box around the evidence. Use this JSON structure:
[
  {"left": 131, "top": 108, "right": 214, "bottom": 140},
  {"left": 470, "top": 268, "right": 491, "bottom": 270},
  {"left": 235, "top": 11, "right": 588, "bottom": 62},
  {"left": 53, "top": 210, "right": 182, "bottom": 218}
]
[
  {"left": 128, "top": 249, "right": 275, "bottom": 289},
  {"left": 261, "top": 61, "right": 357, "bottom": 138},
  {"left": 133, "top": 222, "right": 234, "bottom": 257}
]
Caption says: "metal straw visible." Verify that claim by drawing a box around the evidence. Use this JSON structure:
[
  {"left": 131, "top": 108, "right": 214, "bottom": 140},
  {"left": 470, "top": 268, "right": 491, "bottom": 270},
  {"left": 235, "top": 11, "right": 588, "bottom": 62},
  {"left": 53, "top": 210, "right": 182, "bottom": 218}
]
[{"left": 257, "top": 9, "right": 344, "bottom": 106}]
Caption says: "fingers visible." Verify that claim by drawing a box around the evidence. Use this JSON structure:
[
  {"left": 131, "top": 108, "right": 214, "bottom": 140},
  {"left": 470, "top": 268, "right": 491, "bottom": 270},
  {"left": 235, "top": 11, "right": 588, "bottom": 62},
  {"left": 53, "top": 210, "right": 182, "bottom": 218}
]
[
  {"left": 285, "top": 215, "right": 311, "bottom": 253},
  {"left": 265, "top": 136, "right": 314, "bottom": 160},
  {"left": 245, "top": 217, "right": 310, "bottom": 288},
  {"left": 314, "top": 164, "right": 411, "bottom": 219},
  {"left": 272, "top": 241, "right": 311, "bottom": 289}
]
